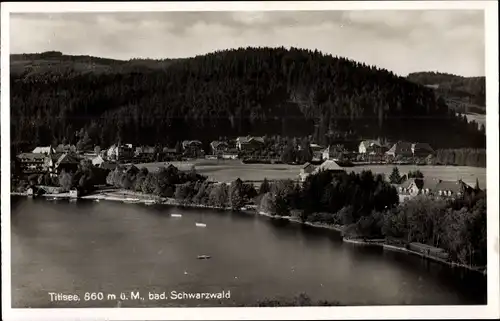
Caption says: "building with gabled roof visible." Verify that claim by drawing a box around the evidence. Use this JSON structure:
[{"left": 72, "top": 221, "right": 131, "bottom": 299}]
[
  {"left": 210, "top": 141, "right": 230, "bottom": 155},
  {"left": 32, "top": 146, "right": 55, "bottom": 155},
  {"left": 385, "top": 141, "right": 413, "bottom": 158},
  {"left": 236, "top": 136, "right": 265, "bottom": 151},
  {"left": 312, "top": 160, "right": 345, "bottom": 175},
  {"left": 322, "top": 145, "right": 346, "bottom": 160},
  {"left": 411, "top": 143, "right": 435, "bottom": 157},
  {"left": 16, "top": 152, "right": 48, "bottom": 175},
  {"left": 358, "top": 140, "right": 384, "bottom": 155},
  {"left": 299, "top": 162, "right": 317, "bottom": 182}
]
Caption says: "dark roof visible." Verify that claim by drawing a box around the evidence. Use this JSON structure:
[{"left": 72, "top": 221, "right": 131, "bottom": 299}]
[
  {"left": 210, "top": 141, "right": 229, "bottom": 149},
  {"left": 182, "top": 140, "right": 202, "bottom": 146},
  {"left": 56, "top": 153, "right": 80, "bottom": 166},
  {"left": 237, "top": 136, "right": 265, "bottom": 144},
  {"left": 433, "top": 180, "right": 471, "bottom": 194},
  {"left": 412, "top": 143, "right": 434, "bottom": 152},
  {"left": 386, "top": 141, "right": 413, "bottom": 154}
]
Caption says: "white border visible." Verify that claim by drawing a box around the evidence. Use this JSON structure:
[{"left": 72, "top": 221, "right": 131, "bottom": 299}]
[{"left": 1, "top": 1, "right": 499, "bottom": 320}]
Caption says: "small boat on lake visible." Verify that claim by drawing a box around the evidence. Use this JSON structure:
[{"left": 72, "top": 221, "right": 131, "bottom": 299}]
[
  {"left": 197, "top": 255, "right": 211, "bottom": 260},
  {"left": 171, "top": 213, "right": 183, "bottom": 218},
  {"left": 94, "top": 199, "right": 100, "bottom": 203},
  {"left": 195, "top": 222, "right": 207, "bottom": 228}
]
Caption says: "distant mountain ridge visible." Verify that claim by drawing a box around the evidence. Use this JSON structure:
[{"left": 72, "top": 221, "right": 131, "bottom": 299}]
[
  {"left": 10, "top": 48, "right": 485, "bottom": 151},
  {"left": 406, "top": 71, "right": 486, "bottom": 115},
  {"left": 10, "top": 50, "right": 184, "bottom": 77}
]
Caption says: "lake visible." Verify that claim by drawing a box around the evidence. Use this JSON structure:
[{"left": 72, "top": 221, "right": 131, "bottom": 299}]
[{"left": 10, "top": 196, "right": 486, "bottom": 308}]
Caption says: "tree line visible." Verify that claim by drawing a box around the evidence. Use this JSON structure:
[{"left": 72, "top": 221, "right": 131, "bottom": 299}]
[
  {"left": 11, "top": 47, "right": 485, "bottom": 154},
  {"left": 434, "top": 148, "right": 486, "bottom": 167}
]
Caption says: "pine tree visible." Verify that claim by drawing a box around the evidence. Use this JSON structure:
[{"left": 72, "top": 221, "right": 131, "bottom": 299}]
[
  {"left": 389, "top": 167, "right": 402, "bottom": 184},
  {"left": 259, "top": 178, "right": 271, "bottom": 195}
]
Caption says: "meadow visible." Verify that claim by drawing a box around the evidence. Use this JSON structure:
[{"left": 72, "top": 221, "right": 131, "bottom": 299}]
[{"left": 136, "top": 159, "right": 486, "bottom": 189}]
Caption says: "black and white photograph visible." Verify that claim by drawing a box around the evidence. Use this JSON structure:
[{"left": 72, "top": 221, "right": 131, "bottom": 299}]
[{"left": 1, "top": 1, "right": 499, "bottom": 320}]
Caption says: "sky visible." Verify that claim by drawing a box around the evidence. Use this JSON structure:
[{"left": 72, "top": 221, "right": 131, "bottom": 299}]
[{"left": 9, "top": 10, "right": 485, "bottom": 77}]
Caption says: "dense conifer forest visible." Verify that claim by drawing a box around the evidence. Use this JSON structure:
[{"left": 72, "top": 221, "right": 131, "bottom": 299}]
[{"left": 10, "top": 47, "right": 485, "bottom": 152}]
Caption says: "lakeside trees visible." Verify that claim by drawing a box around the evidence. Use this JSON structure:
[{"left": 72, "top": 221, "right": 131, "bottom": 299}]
[
  {"left": 106, "top": 164, "right": 207, "bottom": 198},
  {"left": 255, "top": 169, "right": 486, "bottom": 268}
]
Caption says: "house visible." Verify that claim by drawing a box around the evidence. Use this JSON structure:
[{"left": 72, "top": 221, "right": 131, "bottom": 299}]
[
  {"left": 32, "top": 146, "right": 56, "bottom": 155},
  {"left": 182, "top": 140, "right": 203, "bottom": 150},
  {"left": 53, "top": 153, "right": 80, "bottom": 175},
  {"left": 236, "top": 136, "right": 265, "bottom": 151},
  {"left": 92, "top": 155, "right": 105, "bottom": 167},
  {"left": 16, "top": 153, "right": 49, "bottom": 175},
  {"left": 433, "top": 179, "right": 474, "bottom": 199},
  {"left": 411, "top": 143, "right": 435, "bottom": 157},
  {"left": 135, "top": 146, "right": 156, "bottom": 158},
  {"left": 358, "top": 140, "right": 384, "bottom": 155},
  {"left": 69, "top": 188, "right": 80, "bottom": 198},
  {"left": 161, "top": 147, "right": 178, "bottom": 158},
  {"left": 221, "top": 148, "right": 239, "bottom": 159},
  {"left": 312, "top": 160, "right": 345, "bottom": 175},
  {"left": 107, "top": 144, "right": 134, "bottom": 160},
  {"left": 299, "top": 162, "right": 316, "bottom": 182},
  {"left": 385, "top": 141, "right": 413, "bottom": 158},
  {"left": 396, "top": 178, "right": 474, "bottom": 202},
  {"left": 395, "top": 178, "right": 430, "bottom": 202},
  {"left": 210, "top": 141, "right": 230, "bottom": 155},
  {"left": 182, "top": 140, "right": 204, "bottom": 157},
  {"left": 322, "top": 145, "right": 346, "bottom": 160}
]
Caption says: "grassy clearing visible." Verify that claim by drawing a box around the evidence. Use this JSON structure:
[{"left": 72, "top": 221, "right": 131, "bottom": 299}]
[{"left": 136, "top": 159, "right": 486, "bottom": 188}]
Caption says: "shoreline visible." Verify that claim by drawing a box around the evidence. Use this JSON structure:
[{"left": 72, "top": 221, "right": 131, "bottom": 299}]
[
  {"left": 11, "top": 190, "right": 486, "bottom": 275},
  {"left": 341, "top": 238, "right": 486, "bottom": 275}
]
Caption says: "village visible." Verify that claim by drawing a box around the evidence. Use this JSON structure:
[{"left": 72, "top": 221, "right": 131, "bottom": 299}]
[{"left": 12, "top": 135, "right": 479, "bottom": 203}]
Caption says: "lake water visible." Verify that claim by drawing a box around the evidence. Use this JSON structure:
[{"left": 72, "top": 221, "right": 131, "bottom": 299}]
[{"left": 10, "top": 196, "right": 486, "bottom": 308}]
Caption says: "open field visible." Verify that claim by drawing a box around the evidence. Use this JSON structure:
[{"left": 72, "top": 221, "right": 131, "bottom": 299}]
[
  {"left": 137, "top": 160, "right": 302, "bottom": 183},
  {"left": 136, "top": 160, "right": 486, "bottom": 188},
  {"left": 347, "top": 165, "right": 486, "bottom": 188}
]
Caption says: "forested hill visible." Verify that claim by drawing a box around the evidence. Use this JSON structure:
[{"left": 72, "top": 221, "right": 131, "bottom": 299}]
[
  {"left": 10, "top": 47, "right": 485, "bottom": 151},
  {"left": 407, "top": 71, "right": 486, "bottom": 114}
]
